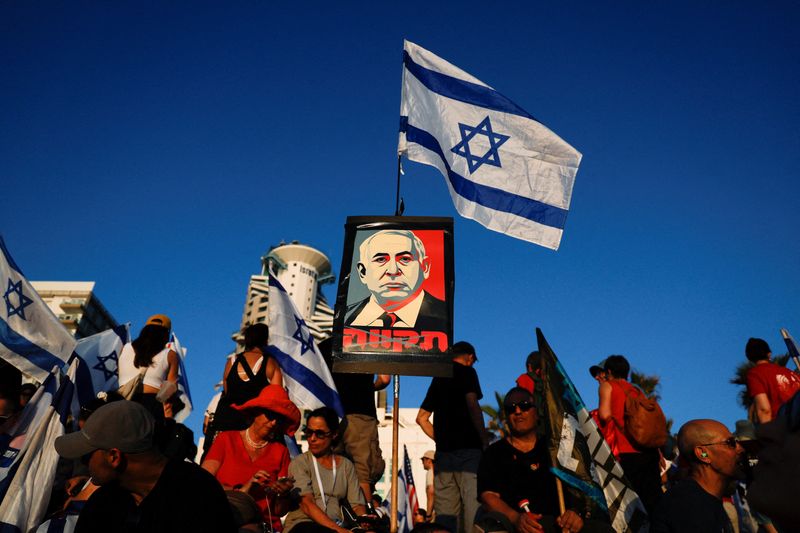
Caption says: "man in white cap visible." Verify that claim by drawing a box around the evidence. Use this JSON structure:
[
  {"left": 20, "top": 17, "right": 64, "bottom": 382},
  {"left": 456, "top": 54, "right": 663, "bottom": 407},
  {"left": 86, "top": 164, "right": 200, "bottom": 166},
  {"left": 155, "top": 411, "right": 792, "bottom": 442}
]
[
  {"left": 55, "top": 400, "right": 235, "bottom": 533},
  {"left": 422, "top": 450, "right": 435, "bottom": 518}
]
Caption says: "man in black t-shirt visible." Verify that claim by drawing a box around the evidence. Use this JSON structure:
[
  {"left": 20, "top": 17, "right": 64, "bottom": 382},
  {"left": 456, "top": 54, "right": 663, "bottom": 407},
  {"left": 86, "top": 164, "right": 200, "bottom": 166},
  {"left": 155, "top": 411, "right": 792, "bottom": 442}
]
[
  {"left": 476, "top": 387, "right": 613, "bottom": 533},
  {"left": 650, "top": 419, "right": 743, "bottom": 533},
  {"left": 54, "top": 401, "right": 235, "bottom": 533},
  {"left": 417, "top": 341, "right": 490, "bottom": 533}
]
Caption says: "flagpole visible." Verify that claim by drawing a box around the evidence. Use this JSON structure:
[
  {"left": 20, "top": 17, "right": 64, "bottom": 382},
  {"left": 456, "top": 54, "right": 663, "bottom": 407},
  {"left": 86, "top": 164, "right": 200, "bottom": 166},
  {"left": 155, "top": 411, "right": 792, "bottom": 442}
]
[
  {"left": 390, "top": 374, "right": 400, "bottom": 533},
  {"left": 394, "top": 155, "right": 403, "bottom": 216},
  {"left": 555, "top": 478, "right": 567, "bottom": 533}
]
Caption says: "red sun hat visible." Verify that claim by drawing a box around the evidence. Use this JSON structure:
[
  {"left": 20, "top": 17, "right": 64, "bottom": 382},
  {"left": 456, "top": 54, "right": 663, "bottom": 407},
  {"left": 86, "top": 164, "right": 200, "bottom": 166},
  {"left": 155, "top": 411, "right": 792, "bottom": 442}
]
[{"left": 232, "top": 385, "right": 301, "bottom": 437}]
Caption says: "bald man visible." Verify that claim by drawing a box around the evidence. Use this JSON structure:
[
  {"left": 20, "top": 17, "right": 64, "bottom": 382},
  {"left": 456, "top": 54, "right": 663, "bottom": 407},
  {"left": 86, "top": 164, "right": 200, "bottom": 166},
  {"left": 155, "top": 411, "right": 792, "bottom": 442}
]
[{"left": 650, "top": 419, "right": 744, "bottom": 533}]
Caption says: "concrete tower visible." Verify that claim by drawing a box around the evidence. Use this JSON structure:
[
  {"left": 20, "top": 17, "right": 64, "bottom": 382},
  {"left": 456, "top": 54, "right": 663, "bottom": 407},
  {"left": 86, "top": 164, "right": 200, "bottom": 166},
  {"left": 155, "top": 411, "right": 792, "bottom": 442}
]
[{"left": 236, "top": 241, "right": 334, "bottom": 344}]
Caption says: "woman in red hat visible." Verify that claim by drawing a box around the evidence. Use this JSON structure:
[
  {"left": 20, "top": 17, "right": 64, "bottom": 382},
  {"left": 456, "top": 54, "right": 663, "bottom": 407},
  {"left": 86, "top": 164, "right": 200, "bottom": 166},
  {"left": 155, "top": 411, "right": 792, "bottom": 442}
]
[{"left": 202, "top": 384, "right": 300, "bottom": 531}]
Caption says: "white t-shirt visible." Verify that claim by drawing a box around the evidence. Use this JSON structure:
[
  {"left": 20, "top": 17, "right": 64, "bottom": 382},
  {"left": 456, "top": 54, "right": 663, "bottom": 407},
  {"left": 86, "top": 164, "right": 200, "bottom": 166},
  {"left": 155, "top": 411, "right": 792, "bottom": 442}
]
[{"left": 117, "top": 342, "right": 170, "bottom": 389}]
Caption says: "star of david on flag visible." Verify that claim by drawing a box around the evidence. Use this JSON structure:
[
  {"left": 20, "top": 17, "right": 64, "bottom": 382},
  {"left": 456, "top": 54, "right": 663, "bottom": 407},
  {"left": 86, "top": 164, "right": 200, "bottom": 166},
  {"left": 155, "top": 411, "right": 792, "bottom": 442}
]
[
  {"left": 451, "top": 116, "right": 510, "bottom": 173},
  {"left": 0, "top": 236, "right": 76, "bottom": 382},
  {"left": 292, "top": 316, "right": 315, "bottom": 355},
  {"left": 398, "top": 40, "right": 582, "bottom": 250},
  {"left": 266, "top": 274, "right": 343, "bottom": 416},
  {"left": 4, "top": 280, "right": 34, "bottom": 320}
]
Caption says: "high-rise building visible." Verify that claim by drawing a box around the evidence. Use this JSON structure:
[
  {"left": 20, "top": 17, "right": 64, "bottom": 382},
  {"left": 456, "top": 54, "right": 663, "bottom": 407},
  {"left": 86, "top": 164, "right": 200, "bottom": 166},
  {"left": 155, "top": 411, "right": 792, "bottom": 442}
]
[
  {"left": 235, "top": 241, "right": 335, "bottom": 344},
  {"left": 30, "top": 281, "right": 117, "bottom": 339}
]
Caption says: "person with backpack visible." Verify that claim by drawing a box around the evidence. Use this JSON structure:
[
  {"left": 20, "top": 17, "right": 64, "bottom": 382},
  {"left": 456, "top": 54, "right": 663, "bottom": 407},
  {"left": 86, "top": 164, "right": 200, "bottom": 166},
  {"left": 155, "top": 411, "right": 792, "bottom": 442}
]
[{"left": 598, "top": 355, "right": 664, "bottom": 514}]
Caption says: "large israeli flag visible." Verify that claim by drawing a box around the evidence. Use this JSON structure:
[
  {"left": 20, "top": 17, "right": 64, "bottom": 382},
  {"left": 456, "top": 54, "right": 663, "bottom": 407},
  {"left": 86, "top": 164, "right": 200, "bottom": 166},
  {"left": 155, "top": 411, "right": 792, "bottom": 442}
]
[
  {"left": 0, "top": 237, "right": 76, "bottom": 382},
  {"left": 398, "top": 41, "right": 582, "bottom": 250},
  {"left": 266, "top": 276, "right": 343, "bottom": 416},
  {"left": 0, "top": 360, "right": 76, "bottom": 532}
]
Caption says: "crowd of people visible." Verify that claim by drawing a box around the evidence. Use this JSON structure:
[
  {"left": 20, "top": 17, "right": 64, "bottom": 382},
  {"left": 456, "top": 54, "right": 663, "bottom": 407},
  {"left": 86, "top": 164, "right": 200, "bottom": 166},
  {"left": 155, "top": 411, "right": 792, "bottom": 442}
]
[{"left": 1, "top": 312, "right": 799, "bottom": 533}]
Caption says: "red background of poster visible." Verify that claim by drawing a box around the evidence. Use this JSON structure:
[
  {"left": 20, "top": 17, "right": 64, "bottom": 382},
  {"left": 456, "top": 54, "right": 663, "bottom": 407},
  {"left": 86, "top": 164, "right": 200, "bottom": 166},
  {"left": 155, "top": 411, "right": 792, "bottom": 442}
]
[{"left": 414, "top": 229, "right": 445, "bottom": 301}]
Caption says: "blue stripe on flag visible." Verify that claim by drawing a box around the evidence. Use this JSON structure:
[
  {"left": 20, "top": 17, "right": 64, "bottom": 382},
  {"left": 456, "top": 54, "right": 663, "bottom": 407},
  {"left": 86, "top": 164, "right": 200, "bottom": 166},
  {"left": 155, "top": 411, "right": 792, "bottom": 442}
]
[
  {"left": 403, "top": 51, "right": 539, "bottom": 123},
  {"left": 400, "top": 119, "right": 569, "bottom": 229},
  {"left": 265, "top": 345, "right": 344, "bottom": 417},
  {"left": 72, "top": 355, "right": 95, "bottom": 407},
  {"left": 0, "top": 317, "right": 65, "bottom": 374},
  {"left": 0, "top": 237, "right": 23, "bottom": 277}
]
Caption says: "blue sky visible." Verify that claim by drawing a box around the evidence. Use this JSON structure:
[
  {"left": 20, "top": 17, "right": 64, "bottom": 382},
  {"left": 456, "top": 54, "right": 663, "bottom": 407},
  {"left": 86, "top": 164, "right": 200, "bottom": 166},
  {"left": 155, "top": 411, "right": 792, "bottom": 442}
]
[{"left": 2, "top": 1, "right": 798, "bottom": 438}]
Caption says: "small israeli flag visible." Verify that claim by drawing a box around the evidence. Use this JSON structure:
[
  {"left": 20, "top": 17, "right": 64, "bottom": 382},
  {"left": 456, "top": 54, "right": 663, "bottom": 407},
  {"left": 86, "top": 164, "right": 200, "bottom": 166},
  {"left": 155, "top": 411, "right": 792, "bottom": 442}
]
[
  {"left": 0, "top": 236, "right": 76, "bottom": 381},
  {"left": 168, "top": 332, "right": 193, "bottom": 423},
  {"left": 266, "top": 275, "right": 343, "bottom": 416},
  {"left": 398, "top": 41, "right": 582, "bottom": 250},
  {"left": 72, "top": 323, "right": 130, "bottom": 405}
]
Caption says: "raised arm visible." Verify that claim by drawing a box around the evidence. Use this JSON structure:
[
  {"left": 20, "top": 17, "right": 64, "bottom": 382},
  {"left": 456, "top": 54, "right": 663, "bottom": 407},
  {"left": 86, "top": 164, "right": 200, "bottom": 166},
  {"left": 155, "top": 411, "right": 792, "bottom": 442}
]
[
  {"left": 416, "top": 408, "right": 435, "bottom": 441},
  {"left": 598, "top": 381, "right": 613, "bottom": 423}
]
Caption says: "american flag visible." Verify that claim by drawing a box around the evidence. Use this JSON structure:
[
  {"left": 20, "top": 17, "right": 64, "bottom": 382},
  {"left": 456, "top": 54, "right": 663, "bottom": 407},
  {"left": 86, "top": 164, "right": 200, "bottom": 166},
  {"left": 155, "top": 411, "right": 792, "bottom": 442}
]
[{"left": 403, "top": 445, "right": 419, "bottom": 518}]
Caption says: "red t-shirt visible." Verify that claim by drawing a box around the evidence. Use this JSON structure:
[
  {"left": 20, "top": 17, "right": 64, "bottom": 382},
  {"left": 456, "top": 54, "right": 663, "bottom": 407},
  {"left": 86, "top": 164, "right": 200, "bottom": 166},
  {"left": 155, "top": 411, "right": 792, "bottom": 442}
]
[
  {"left": 206, "top": 430, "right": 290, "bottom": 530},
  {"left": 608, "top": 380, "right": 641, "bottom": 455},
  {"left": 746, "top": 362, "right": 800, "bottom": 416}
]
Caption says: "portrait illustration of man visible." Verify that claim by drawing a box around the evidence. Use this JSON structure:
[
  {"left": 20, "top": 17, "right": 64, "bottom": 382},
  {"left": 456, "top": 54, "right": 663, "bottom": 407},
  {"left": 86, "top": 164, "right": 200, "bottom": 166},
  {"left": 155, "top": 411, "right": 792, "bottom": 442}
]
[{"left": 344, "top": 229, "right": 447, "bottom": 332}]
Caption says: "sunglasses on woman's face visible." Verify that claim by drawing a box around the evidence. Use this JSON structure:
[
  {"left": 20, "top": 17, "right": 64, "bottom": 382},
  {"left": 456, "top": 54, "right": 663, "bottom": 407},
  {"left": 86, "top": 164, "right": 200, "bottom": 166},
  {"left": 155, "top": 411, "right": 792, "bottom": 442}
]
[{"left": 302, "top": 428, "right": 332, "bottom": 440}]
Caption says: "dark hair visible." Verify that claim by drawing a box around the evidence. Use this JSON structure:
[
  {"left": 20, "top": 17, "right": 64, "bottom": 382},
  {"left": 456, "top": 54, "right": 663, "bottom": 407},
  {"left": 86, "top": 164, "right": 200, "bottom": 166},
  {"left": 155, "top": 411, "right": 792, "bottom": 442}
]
[
  {"left": 525, "top": 351, "right": 541, "bottom": 370},
  {"left": 745, "top": 338, "right": 771, "bottom": 362},
  {"left": 503, "top": 386, "right": 534, "bottom": 408},
  {"left": 244, "top": 323, "right": 269, "bottom": 351},
  {"left": 307, "top": 406, "right": 340, "bottom": 436},
  {"left": 604, "top": 355, "right": 630, "bottom": 379},
  {"left": 132, "top": 324, "right": 170, "bottom": 368},
  {"left": 451, "top": 341, "right": 475, "bottom": 358}
]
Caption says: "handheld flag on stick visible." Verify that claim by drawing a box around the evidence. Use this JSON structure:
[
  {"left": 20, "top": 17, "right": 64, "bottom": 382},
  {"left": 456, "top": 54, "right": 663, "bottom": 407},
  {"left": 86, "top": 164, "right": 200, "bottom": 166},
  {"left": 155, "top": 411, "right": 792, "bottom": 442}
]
[
  {"left": 535, "top": 328, "right": 647, "bottom": 533},
  {"left": 402, "top": 445, "right": 419, "bottom": 519},
  {"left": 0, "top": 236, "right": 77, "bottom": 382},
  {"left": 0, "top": 360, "right": 77, "bottom": 532},
  {"left": 168, "top": 332, "right": 193, "bottom": 423},
  {"left": 398, "top": 41, "right": 582, "bottom": 250},
  {"left": 266, "top": 275, "right": 344, "bottom": 416},
  {"left": 393, "top": 461, "right": 413, "bottom": 533},
  {"left": 780, "top": 328, "right": 800, "bottom": 372},
  {"left": 72, "top": 323, "right": 130, "bottom": 405}
]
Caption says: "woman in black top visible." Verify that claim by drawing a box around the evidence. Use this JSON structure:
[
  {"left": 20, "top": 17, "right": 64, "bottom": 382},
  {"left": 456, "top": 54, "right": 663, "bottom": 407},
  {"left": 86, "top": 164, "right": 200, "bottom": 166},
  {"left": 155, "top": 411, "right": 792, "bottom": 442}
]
[{"left": 206, "top": 324, "right": 283, "bottom": 449}]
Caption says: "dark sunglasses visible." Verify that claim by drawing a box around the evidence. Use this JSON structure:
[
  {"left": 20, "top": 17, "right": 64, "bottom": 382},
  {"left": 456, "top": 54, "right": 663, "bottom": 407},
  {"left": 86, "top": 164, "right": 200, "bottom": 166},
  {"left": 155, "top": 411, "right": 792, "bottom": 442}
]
[
  {"left": 302, "top": 428, "right": 332, "bottom": 439},
  {"left": 256, "top": 409, "right": 283, "bottom": 422},
  {"left": 504, "top": 400, "right": 534, "bottom": 415},
  {"left": 698, "top": 436, "right": 739, "bottom": 449}
]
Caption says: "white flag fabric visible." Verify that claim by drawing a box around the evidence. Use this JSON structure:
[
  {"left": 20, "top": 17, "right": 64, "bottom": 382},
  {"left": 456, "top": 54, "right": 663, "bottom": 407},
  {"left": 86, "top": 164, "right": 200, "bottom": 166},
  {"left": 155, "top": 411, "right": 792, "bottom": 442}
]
[
  {"left": 0, "top": 360, "right": 76, "bottom": 532},
  {"left": 266, "top": 276, "right": 343, "bottom": 416},
  {"left": 398, "top": 41, "right": 582, "bottom": 250},
  {"left": 167, "top": 332, "right": 193, "bottom": 423},
  {"left": 72, "top": 323, "right": 130, "bottom": 403},
  {"left": 0, "top": 237, "right": 77, "bottom": 381},
  {"left": 393, "top": 467, "right": 412, "bottom": 533}
]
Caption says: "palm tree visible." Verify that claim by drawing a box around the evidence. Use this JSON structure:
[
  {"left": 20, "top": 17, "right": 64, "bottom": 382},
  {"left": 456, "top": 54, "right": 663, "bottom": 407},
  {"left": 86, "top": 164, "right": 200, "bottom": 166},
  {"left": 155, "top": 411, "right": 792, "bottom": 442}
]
[
  {"left": 630, "top": 370, "right": 661, "bottom": 401},
  {"left": 481, "top": 391, "right": 507, "bottom": 440},
  {"left": 731, "top": 353, "right": 791, "bottom": 410}
]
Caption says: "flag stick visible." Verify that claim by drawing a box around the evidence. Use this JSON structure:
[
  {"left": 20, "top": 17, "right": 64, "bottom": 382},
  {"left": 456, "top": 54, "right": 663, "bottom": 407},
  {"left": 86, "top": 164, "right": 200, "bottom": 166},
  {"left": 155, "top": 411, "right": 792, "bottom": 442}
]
[
  {"left": 390, "top": 374, "right": 400, "bottom": 533},
  {"left": 555, "top": 477, "right": 567, "bottom": 533},
  {"left": 394, "top": 155, "right": 403, "bottom": 216}
]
